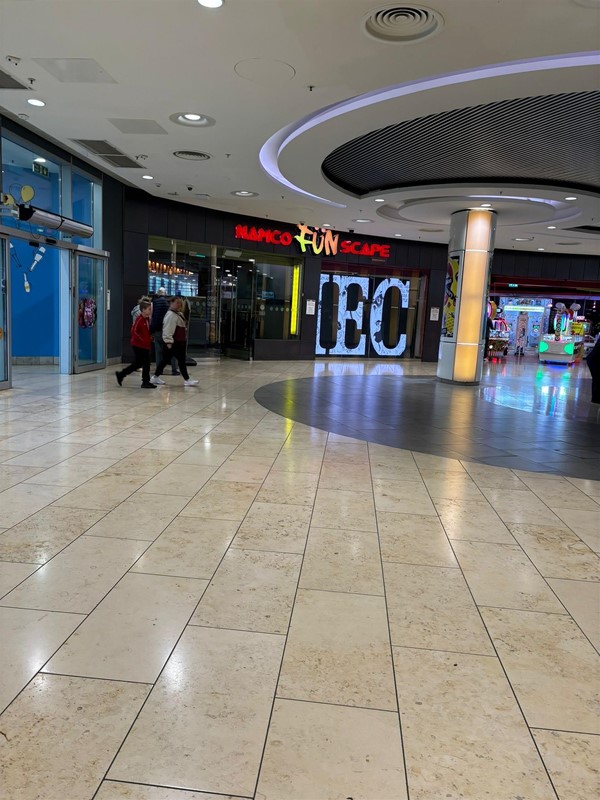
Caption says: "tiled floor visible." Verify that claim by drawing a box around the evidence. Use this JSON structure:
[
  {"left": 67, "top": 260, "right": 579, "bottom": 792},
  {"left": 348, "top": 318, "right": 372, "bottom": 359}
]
[{"left": 0, "top": 359, "right": 598, "bottom": 800}]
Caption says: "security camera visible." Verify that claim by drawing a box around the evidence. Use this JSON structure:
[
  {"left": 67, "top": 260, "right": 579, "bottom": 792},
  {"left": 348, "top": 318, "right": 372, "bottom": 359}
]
[
  {"left": 187, "top": 185, "right": 193, "bottom": 192},
  {"left": 348, "top": 228, "right": 355, "bottom": 234}
]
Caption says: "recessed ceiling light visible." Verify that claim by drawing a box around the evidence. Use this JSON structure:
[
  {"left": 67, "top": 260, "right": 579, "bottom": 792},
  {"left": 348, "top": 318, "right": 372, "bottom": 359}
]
[
  {"left": 565, "top": 196, "right": 577, "bottom": 201},
  {"left": 142, "top": 175, "right": 154, "bottom": 180},
  {"left": 183, "top": 114, "right": 202, "bottom": 121},
  {"left": 198, "top": 0, "right": 223, "bottom": 6},
  {"left": 513, "top": 237, "right": 533, "bottom": 241},
  {"left": 547, "top": 225, "right": 557, "bottom": 229},
  {"left": 374, "top": 198, "right": 385, "bottom": 203},
  {"left": 480, "top": 203, "right": 492, "bottom": 208},
  {"left": 352, "top": 218, "right": 374, "bottom": 223},
  {"left": 27, "top": 98, "right": 45, "bottom": 107},
  {"left": 322, "top": 223, "right": 331, "bottom": 228},
  {"left": 394, "top": 233, "right": 403, "bottom": 237},
  {"left": 232, "top": 190, "right": 258, "bottom": 197},
  {"left": 33, "top": 157, "right": 46, "bottom": 164},
  {"left": 537, "top": 247, "right": 545, "bottom": 251},
  {"left": 148, "top": 249, "right": 155, "bottom": 253},
  {"left": 169, "top": 112, "right": 215, "bottom": 128}
]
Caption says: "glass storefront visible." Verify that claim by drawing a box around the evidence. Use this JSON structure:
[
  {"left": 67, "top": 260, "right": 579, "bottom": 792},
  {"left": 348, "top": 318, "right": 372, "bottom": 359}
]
[
  {"left": 0, "top": 237, "right": 8, "bottom": 385},
  {"left": 147, "top": 236, "right": 302, "bottom": 358},
  {"left": 316, "top": 263, "right": 425, "bottom": 358}
]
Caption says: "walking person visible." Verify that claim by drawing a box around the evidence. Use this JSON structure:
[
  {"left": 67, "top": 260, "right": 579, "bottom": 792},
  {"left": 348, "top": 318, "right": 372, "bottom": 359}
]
[
  {"left": 151, "top": 297, "right": 198, "bottom": 386},
  {"left": 586, "top": 336, "right": 600, "bottom": 405},
  {"left": 115, "top": 300, "right": 156, "bottom": 389},
  {"left": 150, "top": 287, "right": 179, "bottom": 375}
]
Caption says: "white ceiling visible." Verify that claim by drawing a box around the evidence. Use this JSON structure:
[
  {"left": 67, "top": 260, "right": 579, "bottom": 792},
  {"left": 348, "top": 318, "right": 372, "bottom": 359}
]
[{"left": 0, "top": 0, "right": 599, "bottom": 255}]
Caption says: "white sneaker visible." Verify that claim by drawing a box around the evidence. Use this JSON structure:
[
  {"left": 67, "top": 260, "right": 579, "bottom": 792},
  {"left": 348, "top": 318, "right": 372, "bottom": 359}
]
[
  {"left": 183, "top": 379, "right": 199, "bottom": 386},
  {"left": 150, "top": 375, "right": 165, "bottom": 385}
]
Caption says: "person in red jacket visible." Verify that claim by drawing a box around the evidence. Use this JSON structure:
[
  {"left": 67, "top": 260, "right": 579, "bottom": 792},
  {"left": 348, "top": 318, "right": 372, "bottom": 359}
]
[{"left": 115, "top": 300, "right": 156, "bottom": 389}]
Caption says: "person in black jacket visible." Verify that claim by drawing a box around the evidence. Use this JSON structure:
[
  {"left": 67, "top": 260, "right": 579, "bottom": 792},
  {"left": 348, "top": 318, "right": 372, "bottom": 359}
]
[
  {"left": 586, "top": 337, "right": 600, "bottom": 404},
  {"left": 150, "top": 288, "right": 179, "bottom": 374}
]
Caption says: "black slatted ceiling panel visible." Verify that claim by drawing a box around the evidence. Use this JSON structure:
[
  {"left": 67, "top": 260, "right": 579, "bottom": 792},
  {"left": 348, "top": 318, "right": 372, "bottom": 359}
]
[{"left": 322, "top": 92, "right": 600, "bottom": 195}]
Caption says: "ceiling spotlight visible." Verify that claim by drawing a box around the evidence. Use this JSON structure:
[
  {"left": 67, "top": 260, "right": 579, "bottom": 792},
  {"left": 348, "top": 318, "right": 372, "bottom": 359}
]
[
  {"left": 352, "top": 218, "right": 374, "bottom": 223},
  {"left": 169, "top": 112, "right": 215, "bottom": 128},
  {"left": 27, "top": 98, "right": 45, "bottom": 107},
  {"left": 565, "top": 196, "right": 577, "bottom": 201},
  {"left": 142, "top": 175, "right": 154, "bottom": 180},
  {"left": 322, "top": 223, "right": 331, "bottom": 228},
  {"left": 232, "top": 190, "right": 258, "bottom": 197},
  {"left": 513, "top": 237, "right": 533, "bottom": 242},
  {"left": 183, "top": 113, "right": 202, "bottom": 121},
  {"left": 33, "top": 157, "right": 46, "bottom": 164},
  {"left": 374, "top": 198, "right": 385, "bottom": 203},
  {"left": 148, "top": 249, "right": 155, "bottom": 253},
  {"left": 394, "top": 233, "right": 403, "bottom": 237},
  {"left": 537, "top": 247, "right": 545, "bottom": 251},
  {"left": 480, "top": 203, "right": 492, "bottom": 208},
  {"left": 547, "top": 225, "right": 557, "bottom": 229},
  {"left": 198, "top": 0, "right": 223, "bottom": 6}
]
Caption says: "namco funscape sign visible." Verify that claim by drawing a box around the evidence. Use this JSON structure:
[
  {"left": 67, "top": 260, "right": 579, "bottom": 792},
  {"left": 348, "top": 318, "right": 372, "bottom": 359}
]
[
  {"left": 234, "top": 223, "right": 391, "bottom": 259},
  {"left": 317, "top": 274, "right": 411, "bottom": 357}
]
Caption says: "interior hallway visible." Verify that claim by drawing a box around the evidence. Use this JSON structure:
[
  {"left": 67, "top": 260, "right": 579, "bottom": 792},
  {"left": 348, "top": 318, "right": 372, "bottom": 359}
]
[{"left": 0, "top": 359, "right": 598, "bottom": 800}]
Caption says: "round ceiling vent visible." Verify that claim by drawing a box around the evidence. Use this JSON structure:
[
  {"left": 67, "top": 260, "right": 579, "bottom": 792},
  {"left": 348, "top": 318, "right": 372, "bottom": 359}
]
[
  {"left": 173, "top": 150, "right": 211, "bottom": 161},
  {"left": 364, "top": 5, "right": 444, "bottom": 43}
]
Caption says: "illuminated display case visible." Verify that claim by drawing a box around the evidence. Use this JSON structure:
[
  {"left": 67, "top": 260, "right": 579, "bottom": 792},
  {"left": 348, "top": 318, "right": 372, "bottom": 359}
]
[{"left": 538, "top": 335, "right": 583, "bottom": 365}]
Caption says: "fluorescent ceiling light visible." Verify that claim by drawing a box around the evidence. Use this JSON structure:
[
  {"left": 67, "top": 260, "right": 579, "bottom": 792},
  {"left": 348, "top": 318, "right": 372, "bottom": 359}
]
[
  {"left": 142, "top": 175, "right": 154, "bottom": 180},
  {"left": 27, "top": 98, "right": 45, "bottom": 107}
]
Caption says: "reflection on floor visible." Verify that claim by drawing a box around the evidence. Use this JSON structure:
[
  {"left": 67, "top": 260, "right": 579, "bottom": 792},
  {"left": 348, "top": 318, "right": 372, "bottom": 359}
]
[
  {"left": 0, "top": 360, "right": 598, "bottom": 800},
  {"left": 256, "top": 359, "right": 600, "bottom": 479}
]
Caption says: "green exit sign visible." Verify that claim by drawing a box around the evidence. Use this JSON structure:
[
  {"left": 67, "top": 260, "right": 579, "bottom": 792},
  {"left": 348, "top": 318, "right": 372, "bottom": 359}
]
[
  {"left": 508, "top": 283, "right": 519, "bottom": 288},
  {"left": 32, "top": 162, "right": 49, "bottom": 177}
]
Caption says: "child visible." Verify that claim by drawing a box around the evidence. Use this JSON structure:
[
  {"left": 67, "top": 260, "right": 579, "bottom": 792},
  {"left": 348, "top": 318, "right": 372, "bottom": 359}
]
[{"left": 115, "top": 300, "right": 156, "bottom": 389}]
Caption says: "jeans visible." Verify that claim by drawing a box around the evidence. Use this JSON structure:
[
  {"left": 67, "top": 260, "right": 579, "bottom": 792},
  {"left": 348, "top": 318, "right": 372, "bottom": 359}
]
[
  {"left": 121, "top": 347, "right": 151, "bottom": 384},
  {"left": 153, "top": 332, "right": 178, "bottom": 372},
  {"left": 155, "top": 341, "right": 190, "bottom": 380}
]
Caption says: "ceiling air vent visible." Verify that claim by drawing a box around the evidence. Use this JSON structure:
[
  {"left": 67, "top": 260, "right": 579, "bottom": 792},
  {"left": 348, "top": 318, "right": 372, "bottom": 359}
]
[
  {"left": 72, "top": 139, "right": 143, "bottom": 168},
  {"left": 364, "top": 4, "right": 444, "bottom": 43},
  {"left": 173, "top": 150, "right": 211, "bottom": 161}
]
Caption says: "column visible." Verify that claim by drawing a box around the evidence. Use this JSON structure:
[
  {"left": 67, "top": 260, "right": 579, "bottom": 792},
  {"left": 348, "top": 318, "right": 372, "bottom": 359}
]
[{"left": 437, "top": 209, "right": 496, "bottom": 385}]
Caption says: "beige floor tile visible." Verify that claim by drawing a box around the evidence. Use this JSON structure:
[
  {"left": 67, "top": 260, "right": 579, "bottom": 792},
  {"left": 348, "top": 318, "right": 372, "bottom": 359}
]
[
  {"left": 108, "top": 626, "right": 284, "bottom": 797},
  {"left": 481, "top": 607, "right": 600, "bottom": 733},
  {"left": 278, "top": 589, "right": 395, "bottom": 709},
  {"left": 23, "top": 455, "right": 115, "bottom": 488},
  {"left": 174, "top": 441, "right": 237, "bottom": 466},
  {"left": 272, "top": 448, "right": 324, "bottom": 474},
  {"left": 552, "top": 508, "right": 600, "bottom": 553},
  {"left": 53, "top": 473, "right": 147, "bottom": 511},
  {"left": 299, "top": 527, "right": 384, "bottom": 594},
  {"left": 420, "top": 469, "right": 485, "bottom": 501},
  {"left": 4, "top": 441, "right": 91, "bottom": 468},
  {"left": 394, "top": 647, "right": 556, "bottom": 800},
  {"left": 453, "top": 540, "right": 566, "bottom": 613},
  {"left": 461, "top": 462, "right": 529, "bottom": 490},
  {"left": 0, "top": 673, "right": 149, "bottom": 800},
  {"left": 508, "top": 522, "right": 600, "bottom": 581},
  {"left": 532, "top": 729, "right": 600, "bottom": 800},
  {"left": 434, "top": 497, "right": 515, "bottom": 543},
  {"left": 413, "top": 452, "right": 466, "bottom": 472},
  {"left": 231, "top": 440, "right": 283, "bottom": 458},
  {"left": 0, "top": 506, "right": 104, "bottom": 564},
  {"left": 83, "top": 437, "right": 155, "bottom": 460},
  {"left": 211, "top": 455, "right": 275, "bottom": 483},
  {"left": 0, "top": 483, "right": 71, "bottom": 528},
  {"left": 373, "top": 478, "right": 436, "bottom": 515},
  {"left": 85, "top": 493, "right": 188, "bottom": 541},
  {"left": 109, "top": 448, "right": 180, "bottom": 477},
  {"left": 2, "top": 536, "right": 148, "bottom": 613},
  {"left": 378, "top": 511, "right": 458, "bottom": 567},
  {"left": 370, "top": 461, "right": 423, "bottom": 481},
  {"left": 131, "top": 516, "right": 237, "bottom": 579},
  {"left": 232, "top": 501, "right": 312, "bottom": 554},
  {"left": 181, "top": 480, "right": 259, "bottom": 521},
  {"left": 44, "top": 573, "right": 207, "bottom": 682},
  {"left": 384, "top": 562, "right": 493, "bottom": 655},
  {"left": 480, "top": 488, "right": 564, "bottom": 526},
  {"left": 0, "top": 561, "right": 39, "bottom": 597},
  {"left": 566, "top": 476, "right": 600, "bottom": 499},
  {"left": 138, "top": 464, "right": 216, "bottom": 497},
  {"left": 0, "top": 465, "right": 44, "bottom": 491},
  {"left": 143, "top": 430, "right": 204, "bottom": 451},
  {"left": 312, "top": 487, "right": 377, "bottom": 531},
  {"left": 96, "top": 782, "right": 242, "bottom": 800},
  {"left": 318, "top": 461, "right": 373, "bottom": 492},
  {"left": 520, "top": 477, "right": 600, "bottom": 511},
  {"left": 547, "top": 578, "right": 600, "bottom": 651},
  {"left": 256, "top": 699, "right": 408, "bottom": 800},
  {"left": 256, "top": 471, "right": 319, "bottom": 506},
  {"left": 191, "top": 548, "right": 301, "bottom": 634},
  {"left": 0, "top": 607, "right": 84, "bottom": 712},
  {"left": 0, "top": 428, "right": 62, "bottom": 452}
]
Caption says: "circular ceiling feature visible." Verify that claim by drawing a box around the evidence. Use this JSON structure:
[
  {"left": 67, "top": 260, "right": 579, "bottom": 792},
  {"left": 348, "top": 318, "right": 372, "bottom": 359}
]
[
  {"left": 231, "top": 190, "right": 258, "bottom": 197},
  {"left": 173, "top": 150, "right": 211, "bottom": 161},
  {"left": 234, "top": 59, "right": 296, "bottom": 86},
  {"left": 363, "top": 4, "right": 444, "bottom": 43},
  {"left": 322, "top": 92, "right": 600, "bottom": 196},
  {"left": 169, "top": 113, "right": 215, "bottom": 128}
]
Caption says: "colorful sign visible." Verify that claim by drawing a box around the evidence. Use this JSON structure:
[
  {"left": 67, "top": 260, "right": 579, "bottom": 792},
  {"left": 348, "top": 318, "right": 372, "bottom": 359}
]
[
  {"left": 441, "top": 257, "right": 460, "bottom": 338},
  {"left": 234, "top": 223, "right": 391, "bottom": 259}
]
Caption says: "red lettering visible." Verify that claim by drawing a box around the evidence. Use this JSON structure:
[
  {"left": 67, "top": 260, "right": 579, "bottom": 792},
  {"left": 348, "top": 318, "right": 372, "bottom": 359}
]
[
  {"left": 359, "top": 243, "right": 372, "bottom": 256},
  {"left": 380, "top": 245, "right": 390, "bottom": 258},
  {"left": 235, "top": 224, "right": 248, "bottom": 240},
  {"left": 280, "top": 232, "right": 293, "bottom": 246}
]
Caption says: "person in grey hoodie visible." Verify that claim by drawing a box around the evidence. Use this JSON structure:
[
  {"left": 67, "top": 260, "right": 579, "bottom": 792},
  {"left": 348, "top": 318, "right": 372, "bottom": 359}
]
[
  {"left": 151, "top": 297, "right": 198, "bottom": 386},
  {"left": 150, "top": 288, "right": 179, "bottom": 375}
]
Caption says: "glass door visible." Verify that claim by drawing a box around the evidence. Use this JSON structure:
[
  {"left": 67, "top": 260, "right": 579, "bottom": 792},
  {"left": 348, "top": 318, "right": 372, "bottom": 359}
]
[
  {"left": 220, "top": 258, "right": 256, "bottom": 359},
  {"left": 72, "top": 252, "right": 107, "bottom": 373},
  {"left": 0, "top": 236, "right": 10, "bottom": 388}
]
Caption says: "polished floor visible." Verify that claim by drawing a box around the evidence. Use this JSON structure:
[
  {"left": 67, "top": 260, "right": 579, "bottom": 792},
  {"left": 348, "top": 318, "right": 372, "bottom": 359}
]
[{"left": 0, "top": 359, "right": 598, "bottom": 800}]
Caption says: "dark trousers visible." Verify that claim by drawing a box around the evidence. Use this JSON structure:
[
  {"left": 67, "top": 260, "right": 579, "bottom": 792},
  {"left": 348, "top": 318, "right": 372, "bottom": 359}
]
[
  {"left": 153, "top": 332, "right": 178, "bottom": 371},
  {"left": 121, "top": 347, "right": 151, "bottom": 384},
  {"left": 155, "top": 341, "right": 189, "bottom": 380}
]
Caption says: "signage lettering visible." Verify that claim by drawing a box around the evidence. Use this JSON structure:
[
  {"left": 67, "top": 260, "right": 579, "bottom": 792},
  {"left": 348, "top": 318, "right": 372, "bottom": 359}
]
[{"left": 235, "top": 223, "right": 390, "bottom": 259}]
